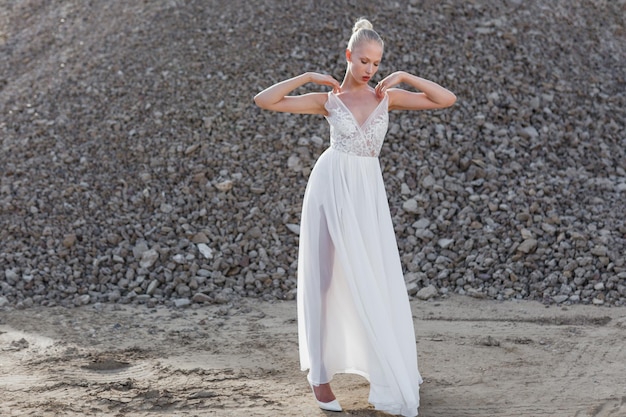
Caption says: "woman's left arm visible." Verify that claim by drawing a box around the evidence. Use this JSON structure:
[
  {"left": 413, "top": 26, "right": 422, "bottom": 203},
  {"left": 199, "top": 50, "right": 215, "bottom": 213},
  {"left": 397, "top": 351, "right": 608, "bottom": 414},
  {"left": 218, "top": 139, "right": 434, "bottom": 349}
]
[{"left": 375, "top": 71, "right": 456, "bottom": 111}]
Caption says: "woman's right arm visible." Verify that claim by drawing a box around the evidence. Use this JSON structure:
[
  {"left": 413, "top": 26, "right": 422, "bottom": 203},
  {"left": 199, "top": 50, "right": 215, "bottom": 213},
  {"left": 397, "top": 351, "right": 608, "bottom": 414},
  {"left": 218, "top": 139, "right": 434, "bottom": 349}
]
[{"left": 254, "top": 72, "right": 340, "bottom": 115}]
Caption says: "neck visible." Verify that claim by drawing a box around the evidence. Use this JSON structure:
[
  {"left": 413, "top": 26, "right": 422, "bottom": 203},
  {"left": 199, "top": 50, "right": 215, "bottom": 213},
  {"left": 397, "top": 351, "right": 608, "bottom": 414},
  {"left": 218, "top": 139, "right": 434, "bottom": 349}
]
[{"left": 341, "top": 72, "right": 370, "bottom": 92}]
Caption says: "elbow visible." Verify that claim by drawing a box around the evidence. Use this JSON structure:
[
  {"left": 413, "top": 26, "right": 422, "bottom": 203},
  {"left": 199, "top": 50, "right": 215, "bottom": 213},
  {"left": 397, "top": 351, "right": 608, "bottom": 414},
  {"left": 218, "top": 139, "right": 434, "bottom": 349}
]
[
  {"left": 442, "top": 92, "right": 457, "bottom": 108},
  {"left": 253, "top": 93, "right": 266, "bottom": 109},
  {"left": 254, "top": 94, "right": 283, "bottom": 111},
  {"left": 430, "top": 92, "right": 456, "bottom": 109},
  {"left": 254, "top": 95, "right": 278, "bottom": 111},
  {"left": 254, "top": 92, "right": 273, "bottom": 109}
]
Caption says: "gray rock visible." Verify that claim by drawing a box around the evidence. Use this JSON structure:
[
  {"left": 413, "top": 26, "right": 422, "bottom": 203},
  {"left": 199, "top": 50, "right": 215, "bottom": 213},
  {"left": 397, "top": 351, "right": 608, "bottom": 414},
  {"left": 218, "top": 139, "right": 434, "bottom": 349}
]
[
  {"left": 5, "top": 269, "right": 19, "bottom": 283},
  {"left": 214, "top": 290, "right": 232, "bottom": 304},
  {"left": 517, "top": 239, "right": 538, "bottom": 254},
  {"left": 247, "top": 227, "right": 262, "bottom": 239},
  {"left": 176, "top": 284, "right": 191, "bottom": 297},
  {"left": 146, "top": 279, "right": 159, "bottom": 295},
  {"left": 592, "top": 298, "right": 605, "bottom": 305},
  {"left": 402, "top": 199, "right": 419, "bottom": 214},
  {"left": 412, "top": 218, "right": 430, "bottom": 229},
  {"left": 541, "top": 223, "right": 557, "bottom": 235},
  {"left": 437, "top": 238, "right": 454, "bottom": 249},
  {"left": 192, "top": 293, "right": 212, "bottom": 303},
  {"left": 421, "top": 175, "right": 436, "bottom": 188},
  {"left": 519, "top": 126, "right": 539, "bottom": 139},
  {"left": 140, "top": 249, "right": 159, "bottom": 269},
  {"left": 173, "top": 298, "right": 191, "bottom": 308},
  {"left": 136, "top": 294, "right": 151, "bottom": 303},
  {"left": 477, "top": 335, "right": 500, "bottom": 347},
  {"left": 467, "top": 288, "right": 486, "bottom": 299},
  {"left": 287, "top": 155, "right": 302, "bottom": 172},
  {"left": 416, "top": 229, "right": 435, "bottom": 240},
  {"left": 192, "top": 232, "right": 210, "bottom": 244},
  {"left": 107, "top": 291, "right": 121, "bottom": 302},
  {"left": 197, "top": 243, "right": 213, "bottom": 259},
  {"left": 133, "top": 241, "right": 149, "bottom": 259},
  {"left": 160, "top": 203, "right": 173, "bottom": 213},
  {"left": 591, "top": 245, "right": 608, "bottom": 257},
  {"left": 214, "top": 180, "right": 234, "bottom": 192},
  {"left": 416, "top": 285, "right": 438, "bottom": 300},
  {"left": 285, "top": 224, "right": 300, "bottom": 235}
]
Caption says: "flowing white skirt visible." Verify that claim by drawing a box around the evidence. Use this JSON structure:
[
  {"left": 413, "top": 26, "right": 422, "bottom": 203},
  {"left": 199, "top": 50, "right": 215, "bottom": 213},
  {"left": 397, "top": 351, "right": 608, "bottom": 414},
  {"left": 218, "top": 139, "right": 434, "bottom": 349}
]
[{"left": 297, "top": 147, "right": 422, "bottom": 417}]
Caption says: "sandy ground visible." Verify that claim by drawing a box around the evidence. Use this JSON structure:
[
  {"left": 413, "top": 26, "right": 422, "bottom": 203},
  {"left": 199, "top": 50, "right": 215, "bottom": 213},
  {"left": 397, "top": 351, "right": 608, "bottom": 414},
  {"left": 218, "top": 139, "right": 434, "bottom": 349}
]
[{"left": 1, "top": 296, "right": 625, "bottom": 417}]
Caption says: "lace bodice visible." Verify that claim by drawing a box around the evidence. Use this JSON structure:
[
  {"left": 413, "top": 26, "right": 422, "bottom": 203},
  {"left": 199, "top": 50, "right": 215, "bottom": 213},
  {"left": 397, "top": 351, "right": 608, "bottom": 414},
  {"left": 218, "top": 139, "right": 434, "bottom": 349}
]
[{"left": 324, "top": 92, "right": 389, "bottom": 157}]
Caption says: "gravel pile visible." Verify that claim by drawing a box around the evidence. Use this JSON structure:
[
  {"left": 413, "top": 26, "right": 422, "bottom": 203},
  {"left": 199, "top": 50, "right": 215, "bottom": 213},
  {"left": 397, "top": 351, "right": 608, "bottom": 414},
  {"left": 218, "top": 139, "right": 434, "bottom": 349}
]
[{"left": 1, "top": 0, "right": 625, "bottom": 309}]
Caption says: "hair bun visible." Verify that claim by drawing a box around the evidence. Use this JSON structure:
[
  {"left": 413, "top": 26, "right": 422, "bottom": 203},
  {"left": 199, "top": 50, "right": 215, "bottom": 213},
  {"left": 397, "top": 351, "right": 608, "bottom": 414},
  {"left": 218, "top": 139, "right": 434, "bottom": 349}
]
[
  {"left": 347, "top": 17, "right": 383, "bottom": 51},
  {"left": 352, "top": 18, "right": 373, "bottom": 33}
]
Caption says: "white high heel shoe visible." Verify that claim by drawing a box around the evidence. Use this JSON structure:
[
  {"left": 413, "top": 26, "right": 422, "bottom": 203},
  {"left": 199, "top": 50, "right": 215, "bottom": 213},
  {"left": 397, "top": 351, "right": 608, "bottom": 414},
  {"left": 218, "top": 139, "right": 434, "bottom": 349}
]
[{"left": 310, "top": 384, "right": 342, "bottom": 412}]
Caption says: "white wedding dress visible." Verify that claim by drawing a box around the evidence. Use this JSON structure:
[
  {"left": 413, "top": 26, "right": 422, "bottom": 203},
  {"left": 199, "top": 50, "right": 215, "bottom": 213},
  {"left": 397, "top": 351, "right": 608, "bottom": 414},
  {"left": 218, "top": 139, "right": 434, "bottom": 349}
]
[{"left": 297, "top": 91, "right": 422, "bottom": 416}]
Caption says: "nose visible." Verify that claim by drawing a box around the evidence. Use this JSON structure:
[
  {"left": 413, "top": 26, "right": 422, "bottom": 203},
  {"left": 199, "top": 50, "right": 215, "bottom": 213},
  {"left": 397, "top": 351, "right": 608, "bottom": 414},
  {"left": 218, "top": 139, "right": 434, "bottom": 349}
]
[{"left": 366, "top": 64, "right": 373, "bottom": 74}]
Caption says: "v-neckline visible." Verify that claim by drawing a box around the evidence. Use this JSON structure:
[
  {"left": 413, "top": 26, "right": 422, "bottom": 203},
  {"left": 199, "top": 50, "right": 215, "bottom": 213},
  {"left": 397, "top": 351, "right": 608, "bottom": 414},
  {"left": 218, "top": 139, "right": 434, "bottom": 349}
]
[{"left": 333, "top": 92, "right": 387, "bottom": 129}]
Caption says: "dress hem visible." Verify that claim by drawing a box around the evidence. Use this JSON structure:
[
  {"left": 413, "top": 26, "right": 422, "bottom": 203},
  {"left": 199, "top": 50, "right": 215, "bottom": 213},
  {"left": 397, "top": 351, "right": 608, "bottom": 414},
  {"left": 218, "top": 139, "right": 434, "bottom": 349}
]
[{"left": 302, "top": 367, "right": 371, "bottom": 385}]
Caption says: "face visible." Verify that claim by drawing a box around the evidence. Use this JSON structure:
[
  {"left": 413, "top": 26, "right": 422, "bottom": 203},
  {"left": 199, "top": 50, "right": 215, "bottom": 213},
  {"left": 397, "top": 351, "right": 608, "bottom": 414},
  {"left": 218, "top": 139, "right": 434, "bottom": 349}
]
[{"left": 346, "top": 41, "right": 383, "bottom": 84}]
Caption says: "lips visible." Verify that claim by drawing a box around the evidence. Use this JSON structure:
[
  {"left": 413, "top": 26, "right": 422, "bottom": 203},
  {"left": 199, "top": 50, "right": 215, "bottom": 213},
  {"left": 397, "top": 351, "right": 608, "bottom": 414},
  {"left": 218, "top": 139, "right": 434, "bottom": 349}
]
[{"left": 362, "top": 76, "right": 370, "bottom": 82}]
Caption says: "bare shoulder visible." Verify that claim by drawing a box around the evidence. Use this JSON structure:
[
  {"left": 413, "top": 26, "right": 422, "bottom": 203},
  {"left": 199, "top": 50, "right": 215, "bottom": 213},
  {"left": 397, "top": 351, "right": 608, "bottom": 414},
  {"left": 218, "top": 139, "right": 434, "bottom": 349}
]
[
  {"left": 311, "top": 91, "right": 331, "bottom": 107},
  {"left": 386, "top": 88, "right": 407, "bottom": 109},
  {"left": 309, "top": 91, "right": 331, "bottom": 115}
]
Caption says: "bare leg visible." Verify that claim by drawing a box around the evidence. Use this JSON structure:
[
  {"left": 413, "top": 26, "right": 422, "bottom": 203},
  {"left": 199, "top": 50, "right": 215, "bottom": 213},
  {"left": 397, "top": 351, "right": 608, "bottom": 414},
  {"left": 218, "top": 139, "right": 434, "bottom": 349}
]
[
  {"left": 312, "top": 382, "right": 337, "bottom": 403},
  {"left": 311, "top": 210, "right": 337, "bottom": 404}
]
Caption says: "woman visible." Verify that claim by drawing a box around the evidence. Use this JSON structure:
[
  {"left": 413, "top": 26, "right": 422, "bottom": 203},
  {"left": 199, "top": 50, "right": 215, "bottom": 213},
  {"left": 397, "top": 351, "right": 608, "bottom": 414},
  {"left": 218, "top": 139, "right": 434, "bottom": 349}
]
[{"left": 254, "top": 18, "right": 455, "bottom": 416}]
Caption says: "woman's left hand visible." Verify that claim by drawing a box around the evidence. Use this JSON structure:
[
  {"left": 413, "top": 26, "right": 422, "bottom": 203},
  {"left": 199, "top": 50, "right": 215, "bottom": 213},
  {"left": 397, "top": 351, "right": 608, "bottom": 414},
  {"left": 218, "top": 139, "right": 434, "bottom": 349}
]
[{"left": 375, "top": 71, "right": 406, "bottom": 99}]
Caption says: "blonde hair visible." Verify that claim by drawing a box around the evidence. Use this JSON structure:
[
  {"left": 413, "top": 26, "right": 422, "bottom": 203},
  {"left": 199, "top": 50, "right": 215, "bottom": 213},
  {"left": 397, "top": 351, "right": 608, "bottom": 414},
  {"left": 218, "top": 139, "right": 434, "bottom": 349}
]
[{"left": 347, "top": 18, "right": 384, "bottom": 51}]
